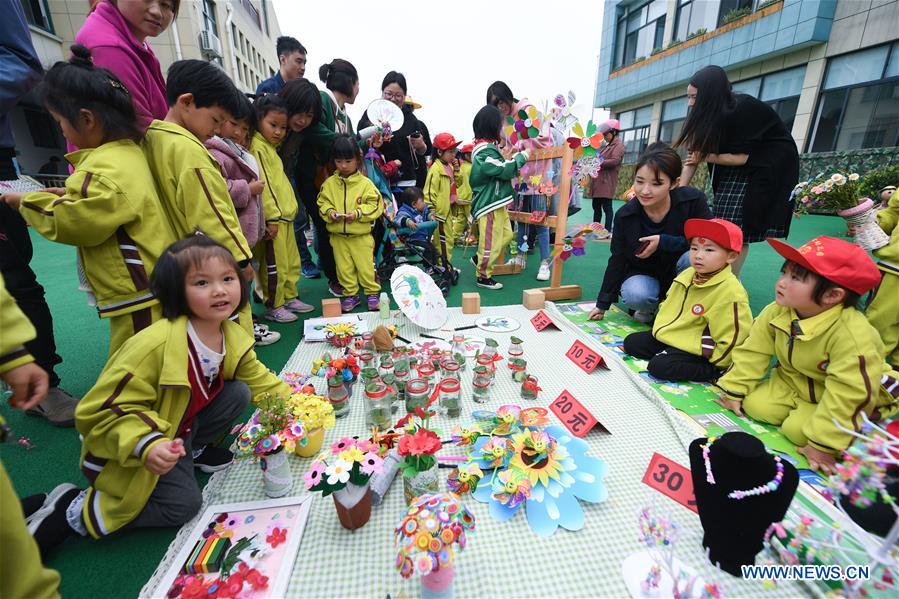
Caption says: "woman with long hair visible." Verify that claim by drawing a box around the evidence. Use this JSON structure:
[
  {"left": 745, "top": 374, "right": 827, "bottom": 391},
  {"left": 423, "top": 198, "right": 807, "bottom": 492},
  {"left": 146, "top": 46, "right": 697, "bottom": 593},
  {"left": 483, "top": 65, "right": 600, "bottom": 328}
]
[{"left": 675, "top": 65, "right": 799, "bottom": 275}]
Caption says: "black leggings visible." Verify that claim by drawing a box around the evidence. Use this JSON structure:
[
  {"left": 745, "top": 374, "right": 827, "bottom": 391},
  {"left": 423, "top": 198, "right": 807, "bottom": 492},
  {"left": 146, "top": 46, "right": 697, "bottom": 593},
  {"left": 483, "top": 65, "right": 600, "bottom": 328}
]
[
  {"left": 592, "top": 197, "right": 614, "bottom": 231},
  {"left": 623, "top": 330, "right": 721, "bottom": 383}
]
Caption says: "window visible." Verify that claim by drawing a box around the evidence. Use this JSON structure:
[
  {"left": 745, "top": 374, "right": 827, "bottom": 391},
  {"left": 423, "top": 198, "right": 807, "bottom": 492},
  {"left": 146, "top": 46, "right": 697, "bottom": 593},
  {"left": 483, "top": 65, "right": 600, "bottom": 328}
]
[
  {"left": 261, "top": 0, "right": 270, "bottom": 35},
  {"left": 674, "top": 0, "right": 718, "bottom": 41},
  {"left": 19, "top": 0, "right": 53, "bottom": 33},
  {"left": 240, "top": 0, "right": 261, "bottom": 29},
  {"left": 231, "top": 23, "right": 238, "bottom": 48},
  {"left": 614, "top": 0, "right": 666, "bottom": 69},
  {"left": 658, "top": 97, "right": 688, "bottom": 144},
  {"left": 617, "top": 105, "right": 653, "bottom": 163},
  {"left": 809, "top": 43, "right": 899, "bottom": 152},
  {"left": 732, "top": 66, "right": 805, "bottom": 134},
  {"left": 202, "top": 0, "right": 218, "bottom": 37}
]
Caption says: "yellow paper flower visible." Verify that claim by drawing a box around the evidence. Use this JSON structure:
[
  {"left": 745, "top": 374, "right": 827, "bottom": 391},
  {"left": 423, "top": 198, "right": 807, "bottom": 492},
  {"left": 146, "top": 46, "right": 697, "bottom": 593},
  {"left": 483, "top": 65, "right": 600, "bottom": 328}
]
[{"left": 339, "top": 446, "right": 365, "bottom": 463}]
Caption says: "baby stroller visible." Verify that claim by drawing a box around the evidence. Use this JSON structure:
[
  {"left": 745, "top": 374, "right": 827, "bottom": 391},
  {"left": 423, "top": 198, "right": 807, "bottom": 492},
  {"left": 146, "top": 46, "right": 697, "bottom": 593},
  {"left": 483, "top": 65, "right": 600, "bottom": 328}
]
[{"left": 376, "top": 212, "right": 459, "bottom": 296}]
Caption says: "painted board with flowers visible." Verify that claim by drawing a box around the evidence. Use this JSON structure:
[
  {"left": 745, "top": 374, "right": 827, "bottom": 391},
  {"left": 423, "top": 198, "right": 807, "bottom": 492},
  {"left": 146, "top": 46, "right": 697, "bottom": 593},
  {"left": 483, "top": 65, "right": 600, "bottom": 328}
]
[{"left": 156, "top": 496, "right": 312, "bottom": 599}]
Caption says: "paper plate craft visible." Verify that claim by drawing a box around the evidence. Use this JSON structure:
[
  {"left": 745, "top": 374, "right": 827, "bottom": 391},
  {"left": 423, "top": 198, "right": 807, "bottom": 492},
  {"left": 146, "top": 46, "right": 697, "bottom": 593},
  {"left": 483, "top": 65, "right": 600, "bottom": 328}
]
[
  {"left": 365, "top": 98, "right": 404, "bottom": 138},
  {"left": 474, "top": 316, "right": 520, "bottom": 333},
  {"left": 391, "top": 265, "right": 448, "bottom": 330},
  {"left": 451, "top": 417, "right": 608, "bottom": 537}
]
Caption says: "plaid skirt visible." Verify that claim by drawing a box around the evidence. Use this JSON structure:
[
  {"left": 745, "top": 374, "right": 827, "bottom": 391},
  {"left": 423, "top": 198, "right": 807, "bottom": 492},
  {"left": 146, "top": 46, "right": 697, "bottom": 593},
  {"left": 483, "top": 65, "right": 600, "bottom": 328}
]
[{"left": 712, "top": 165, "right": 787, "bottom": 243}]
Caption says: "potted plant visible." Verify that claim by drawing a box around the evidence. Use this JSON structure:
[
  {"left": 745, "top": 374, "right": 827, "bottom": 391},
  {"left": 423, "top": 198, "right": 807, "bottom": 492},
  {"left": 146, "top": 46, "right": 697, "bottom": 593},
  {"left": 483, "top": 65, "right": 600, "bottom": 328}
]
[
  {"left": 303, "top": 437, "right": 383, "bottom": 530},
  {"left": 395, "top": 405, "right": 443, "bottom": 504},
  {"left": 287, "top": 390, "right": 335, "bottom": 457},
  {"left": 234, "top": 395, "right": 306, "bottom": 498}
]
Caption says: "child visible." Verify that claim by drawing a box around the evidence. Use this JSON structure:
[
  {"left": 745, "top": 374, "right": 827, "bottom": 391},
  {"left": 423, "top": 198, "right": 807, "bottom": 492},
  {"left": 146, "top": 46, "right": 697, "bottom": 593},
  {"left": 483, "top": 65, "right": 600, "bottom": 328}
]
[
  {"left": 142, "top": 59, "right": 254, "bottom": 336},
  {"left": 2, "top": 46, "right": 176, "bottom": 357},
  {"left": 250, "top": 94, "right": 313, "bottom": 323},
  {"left": 623, "top": 218, "right": 751, "bottom": 382},
  {"left": 469, "top": 105, "right": 529, "bottom": 290},
  {"left": 396, "top": 186, "right": 439, "bottom": 265},
  {"left": 26, "top": 236, "right": 293, "bottom": 553},
  {"left": 453, "top": 143, "right": 474, "bottom": 246},
  {"left": 715, "top": 236, "right": 899, "bottom": 474},
  {"left": 317, "top": 134, "right": 383, "bottom": 312},
  {"left": 425, "top": 132, "right": 463, "bottom": 265},
  {"left": 867, "top": 187, "right": 899, "bottom": 368}
]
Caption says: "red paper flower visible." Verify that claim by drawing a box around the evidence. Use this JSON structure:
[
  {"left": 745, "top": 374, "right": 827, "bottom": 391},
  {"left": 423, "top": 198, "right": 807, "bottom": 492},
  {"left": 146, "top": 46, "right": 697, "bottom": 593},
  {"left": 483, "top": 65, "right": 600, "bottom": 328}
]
[
  {"left": 395, "top": 413, "right": 413, "bottom": 428},
  {"left": 266, "top": 526, "right": 287, "bottom": 548},
  {"left": 398, "top": 428, "right": 441, "bottom": 457},
  {"left": 179, "top": 576, "right": 214, "bottom": 599},
  {"left": 219, "top": 572, "right": 244, "bottom": 597},
  {"left": 237, "top": 563, "right": 270, "bottom": 591}
]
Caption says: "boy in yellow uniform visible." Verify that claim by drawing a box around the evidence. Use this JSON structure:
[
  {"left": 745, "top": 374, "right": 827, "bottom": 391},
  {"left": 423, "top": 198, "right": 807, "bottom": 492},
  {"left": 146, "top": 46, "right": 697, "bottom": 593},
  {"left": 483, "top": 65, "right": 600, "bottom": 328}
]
[
  {"left": 317, "top": 135, "right": 383, "bottom": 312},
  {"left": 250, "top": 95, "right": 314, "bottom": 323},
  {"left": 425, "top": 132, "right": 464, "bottom": 265},
  {"left": 866, "top": 188, "right": 899, "bottom": 368},
  {"left": 716, "top": 236, "right": 899, "bottom": 474},
  {"left": 452, "top": 143, "right": 474, "bottom": 246},
  {"left": 623, "top": 218, "right": 751, "bottom": 382},
  {"left": 0, "top": 273, "right": 61, "bottom": 599},
  {"left": 142, "top": 59, "right": 254, "bottom": 336}
]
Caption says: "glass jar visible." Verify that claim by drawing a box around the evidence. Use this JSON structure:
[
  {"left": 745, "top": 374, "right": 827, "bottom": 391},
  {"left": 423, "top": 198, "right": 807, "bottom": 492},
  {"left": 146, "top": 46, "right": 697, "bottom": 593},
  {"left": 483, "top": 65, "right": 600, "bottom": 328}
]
[
  {"left": 393, "top": 364, "right": 410, "bottom": 403},
  {"left": 472, "top": 375, "right": 492, "bottom": 403},
  {"left": 509, "top": 358, "right": 528, "bottom": 382},
  {"left": 438, "top": 377, "right": 462, "bottom": 418},
  {"left": 364, "top": 381, "right": 394, "bottom": 429},
  {"left": 475, "top": 354, "right": 496, "bottom": 385},
  {"left": 327, "top": 375, "right": 350, "bottom": 417},
  {"left": 359, "top": 351, "right": 375, "bottom": 370},
  {"left": 405, "top": 378, "right": 431, "bottom": 414},
  {"left": 521, "top": 375, "right": 541, "bottom": 400},
  {"left": 380, "top": 372, "right": 399, "bottom": 414},
  {"left": 482, "top": 338, "right": 499, "bottom": 358},
  {"left": 508, "top": 336, "right": 523, "bottom": 359},
  {"left": 450, "top": 334, "right": 467, "bottom": 365},
  {"left": 416, "top": 362, "right": 436, "bottom": 386},
  {"left": 440, "top": 358, "right": 461, "bottom": 380},
  {"left": 379, "top": 355, "right": 395, "bottom": 378},
  {"left": 361, "top": 332, "right": 375, "bottom": 352},
  {"left": 360, "top": 367, "right": 381, "bottom": 386}
]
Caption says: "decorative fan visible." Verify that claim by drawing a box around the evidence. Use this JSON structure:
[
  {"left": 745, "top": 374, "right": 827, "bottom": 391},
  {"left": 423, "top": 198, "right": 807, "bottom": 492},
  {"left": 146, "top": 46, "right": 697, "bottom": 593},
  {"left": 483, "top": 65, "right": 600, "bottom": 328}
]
[
  {"left": 504, "top": 106, "right": 543, "bottom": 145},
  {"left": 365, "top": 99, "right": 404, "bottom": 139}
]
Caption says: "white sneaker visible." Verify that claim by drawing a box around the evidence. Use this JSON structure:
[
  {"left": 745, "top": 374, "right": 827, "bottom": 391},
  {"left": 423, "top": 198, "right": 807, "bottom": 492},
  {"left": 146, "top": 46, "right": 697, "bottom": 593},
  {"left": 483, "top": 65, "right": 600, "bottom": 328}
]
[
  {"left": 596, "top": 229, "right": 611, "bottom": 240},
  {"left": 254, "top": 323, "right": 281, "bottom": 346},
  {"left": 536, "top": 261, "right": 551, "bottom": 281}
]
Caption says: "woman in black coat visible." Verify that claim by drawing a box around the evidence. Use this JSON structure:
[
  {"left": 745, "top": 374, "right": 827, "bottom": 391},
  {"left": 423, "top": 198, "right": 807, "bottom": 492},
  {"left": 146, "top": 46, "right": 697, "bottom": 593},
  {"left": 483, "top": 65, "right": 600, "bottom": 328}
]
[
  {"left": 676, "top": 65, "right": 799, "bottom": 275},
  {"left": 589, "top": 144, "right": 712, "bottom": 323}
]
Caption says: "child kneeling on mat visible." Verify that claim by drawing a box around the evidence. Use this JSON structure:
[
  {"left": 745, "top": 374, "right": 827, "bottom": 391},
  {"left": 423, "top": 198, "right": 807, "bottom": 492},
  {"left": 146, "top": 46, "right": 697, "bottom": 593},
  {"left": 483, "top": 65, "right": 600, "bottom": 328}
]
[
  {"left": 27, "top": 236, "right": 291, "bottom": 554},
  {"left": 623, "top": 218, "right": 751, "bottom": 382},
  {"left": 715, "top": 236, "right": 899, "bottom": 474}
]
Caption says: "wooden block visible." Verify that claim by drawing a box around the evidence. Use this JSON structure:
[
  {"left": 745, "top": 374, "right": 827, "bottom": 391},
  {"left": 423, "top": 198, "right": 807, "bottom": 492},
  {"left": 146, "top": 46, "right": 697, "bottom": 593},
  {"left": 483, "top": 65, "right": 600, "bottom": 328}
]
[
  {"left": 522, "top": 289, "right": 546, "bottom": 310},
  {"left": 539, "top": 284, "right": 582, "bottom": 302},
  {"left": 462, "top": 292, "right": 480, "bottom": 314},
  {"left": 322, "top": 298, "right": 342, "bottom": 318}
]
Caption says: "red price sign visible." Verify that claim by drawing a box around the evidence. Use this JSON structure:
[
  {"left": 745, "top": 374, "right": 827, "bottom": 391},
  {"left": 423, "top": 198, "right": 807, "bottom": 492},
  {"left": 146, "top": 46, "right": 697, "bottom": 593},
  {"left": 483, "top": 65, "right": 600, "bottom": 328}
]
[
  {"left": 549, "top": 390, "right": 609, "bottom": 437},
  {"left": 565, "top": 339, "right": 607, "bottom": 373},
  {"left": 530, "top": 310, "right": 557, "bottom": 331},
  {"left": 641, "top": 452, "right": 698, "bottom": 513}
]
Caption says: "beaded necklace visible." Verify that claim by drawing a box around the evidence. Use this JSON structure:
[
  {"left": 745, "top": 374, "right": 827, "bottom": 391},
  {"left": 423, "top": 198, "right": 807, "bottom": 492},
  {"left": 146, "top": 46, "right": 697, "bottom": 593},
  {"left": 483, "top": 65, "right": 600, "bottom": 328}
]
[{"left": 701, "top": 437, "right": 785, "bottom": 500}]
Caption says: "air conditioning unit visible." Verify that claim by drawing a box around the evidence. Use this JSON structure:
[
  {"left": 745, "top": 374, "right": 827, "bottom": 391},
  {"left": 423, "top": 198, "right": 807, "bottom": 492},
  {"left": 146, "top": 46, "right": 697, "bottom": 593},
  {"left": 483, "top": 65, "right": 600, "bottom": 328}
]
[{"left": 199, "top": 30, "right": 222, "bottom": 60}]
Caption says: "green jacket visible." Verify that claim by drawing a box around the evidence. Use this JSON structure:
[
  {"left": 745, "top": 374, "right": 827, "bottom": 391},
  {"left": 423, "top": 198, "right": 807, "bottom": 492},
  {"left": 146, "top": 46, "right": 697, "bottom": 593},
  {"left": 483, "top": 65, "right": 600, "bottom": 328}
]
[
  {"left": 424, "top": 159, "right": 463, "bottom": 221},
  {"left": 469, "top": 142, "right": 528, "bottom": 219},
  {"left": 716, "top": 302, "right": 899, "bottom": 454},
  {"left": 142, "top": 120, "right": 252, "bottom": 262},
  {"left": 875, "top": 188, "right": 899, "bottom": 275},
  {"left": 652, "top": 266, "right": 751, "bottom": 367},
  {"left": 250, "top": 132, "right": 297, "bottom": 222},
  {"left": 317, "top": 171, "right": 383, "bottom": 236},
  {"left": 20, "top": 140, "right": 176, "bottom": 318},
  {"left": 75, "top": 316, "right": 290, "bottom": 538},
  {"left": 0, "top": 274, "right": 36, "bottom": 375}
]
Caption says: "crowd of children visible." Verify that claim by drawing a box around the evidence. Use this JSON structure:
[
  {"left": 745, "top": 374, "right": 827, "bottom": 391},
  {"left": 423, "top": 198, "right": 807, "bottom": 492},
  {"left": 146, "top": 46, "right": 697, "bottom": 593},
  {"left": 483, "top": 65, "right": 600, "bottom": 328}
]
[{"left": 0, "top": 40, "right": 898, "bottom": 599}]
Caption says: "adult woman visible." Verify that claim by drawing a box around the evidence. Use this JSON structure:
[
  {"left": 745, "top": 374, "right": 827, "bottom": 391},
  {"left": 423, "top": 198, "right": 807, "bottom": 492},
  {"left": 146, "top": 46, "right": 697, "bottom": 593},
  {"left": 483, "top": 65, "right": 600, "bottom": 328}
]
[
  {"left": 589, "top": 143, "right": 711, "bottom": 323},
  {"left": 486, "top": 81, "right": 556, "bottom": 281},
  {"left": 675, "top": 65, "right": 799, "bottom": 275},
  {"left": 358, "top": 71, "right": 432, "bottom": 190},
  {"left": 589, "top": 119, "right": 625, "bottom": 238},
  {"left": 75, "top": 0, "right": 178, "bottom": 131}
]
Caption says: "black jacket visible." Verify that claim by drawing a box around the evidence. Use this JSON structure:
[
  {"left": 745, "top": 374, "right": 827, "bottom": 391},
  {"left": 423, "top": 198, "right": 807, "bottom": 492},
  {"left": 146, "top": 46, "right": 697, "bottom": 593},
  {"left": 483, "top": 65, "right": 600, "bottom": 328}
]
[
  {"left": 595, "top": 186, "right": 712, "bottom": 310},
  {"left": 358, "top": 106, "right": 432, "bottom": 185}
]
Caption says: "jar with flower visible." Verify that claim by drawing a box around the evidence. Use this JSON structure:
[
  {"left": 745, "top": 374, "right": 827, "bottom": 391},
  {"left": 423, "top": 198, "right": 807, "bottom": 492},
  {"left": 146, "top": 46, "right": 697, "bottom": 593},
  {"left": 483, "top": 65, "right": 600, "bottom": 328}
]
[
  {"left": 450, "top": 334, "right": 468, "bottom": 371},
  {"left": 520, "top": 375, "right": 542, "bottom": 400},
  {"left": 475, "top": 354, "right": 496, "bottom": 385},
  {"left": 394, "top": 358, "right": 410, "bottom": 402},
  {"left": 327, "top": 374, "right": 350, "bottom": 418},
  {"left": 416, "top": 362, "right": 436, "bottom": 387},
  {"left": 287, "top": 391, "right": 335, "bottom": 457},
  {"left": 234, "top": 395, "right": 306, "bottom": 498},
  {"left": 379, "top": 354, "right": 395, "bottom": 378},
  {"left": 359, "top": 350, "right": 375, "bottom": 370},
  {"left": 481, "top": 338, "right": 499, "bottom": 358},
  {"left": 397, "top": 406, "right": 442, "bottom": 504},
  {"left": 361, "top": 331, "right": 375, "bottom": 351},
  {"left": 360, "top": 367, "right": 381, "bottom": 387},
  {"left": 440, "top": 358, "right": 461, "bottom": 380}
]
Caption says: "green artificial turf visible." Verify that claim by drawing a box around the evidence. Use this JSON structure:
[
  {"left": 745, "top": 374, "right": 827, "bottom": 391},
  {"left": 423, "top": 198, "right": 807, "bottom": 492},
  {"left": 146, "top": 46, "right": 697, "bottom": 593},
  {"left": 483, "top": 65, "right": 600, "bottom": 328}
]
[{"left": 0, "top": 203, "right": 848, "bottom": 597}]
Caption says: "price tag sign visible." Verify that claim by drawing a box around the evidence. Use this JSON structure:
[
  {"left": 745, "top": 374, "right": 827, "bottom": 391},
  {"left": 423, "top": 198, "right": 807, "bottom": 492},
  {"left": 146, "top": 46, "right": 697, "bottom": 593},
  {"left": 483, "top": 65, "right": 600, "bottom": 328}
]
[
  {"left": 641, "top": 452, "right": 697, "bottom": 513},
  {"left": 530, "top": 310, "right": 557, "bottom": 331},
  {"left": 549, "top": 390, "right": 610, "bottom": 438},
  {"left": 565, "top": 339, "right": 607, "bottom": 373}
]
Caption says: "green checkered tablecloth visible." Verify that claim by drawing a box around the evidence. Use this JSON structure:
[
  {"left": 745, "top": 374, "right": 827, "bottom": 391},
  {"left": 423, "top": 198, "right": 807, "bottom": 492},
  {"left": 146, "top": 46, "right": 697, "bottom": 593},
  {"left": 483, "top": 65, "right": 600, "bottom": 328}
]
[{"left": 141, "top": 303, "right": 819, "bottom": 598}]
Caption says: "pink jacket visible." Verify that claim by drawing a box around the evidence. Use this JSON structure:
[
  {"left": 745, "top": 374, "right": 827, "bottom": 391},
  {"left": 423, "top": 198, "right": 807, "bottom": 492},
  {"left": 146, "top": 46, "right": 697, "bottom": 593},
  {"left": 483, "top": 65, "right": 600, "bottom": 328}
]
[
  {"left": 204, "top": 136, "right": 264, "bottom": 247},
  {"left": 75, "top": 1, "right": 168, "bottom": 132},
  {"left": 509, "top": 98, "right": 553, "bottom": 195}
]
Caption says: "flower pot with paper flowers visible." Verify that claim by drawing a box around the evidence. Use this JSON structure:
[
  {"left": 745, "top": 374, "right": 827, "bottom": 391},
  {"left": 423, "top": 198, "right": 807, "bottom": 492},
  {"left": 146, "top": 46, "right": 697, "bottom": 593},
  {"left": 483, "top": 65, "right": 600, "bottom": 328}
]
[
  {"left": 234, "top": 395, "right": 306, "bottom": 498},
  {"left": 304, "top": 436, "right": 384, "bottom": 530},
  {"left": 288, "top": 391, "right": 335, "bottom": 457},
  {"left": 396, "top": 405, "right": 443, "bottom": 504}
]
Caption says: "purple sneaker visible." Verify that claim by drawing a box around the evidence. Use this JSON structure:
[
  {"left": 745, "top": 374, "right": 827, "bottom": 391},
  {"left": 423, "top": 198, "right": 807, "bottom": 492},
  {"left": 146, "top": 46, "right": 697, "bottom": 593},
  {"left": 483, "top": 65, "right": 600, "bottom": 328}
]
[
  {"left": 328, "top": 281, "right": 344, "bottom": 297},
  {"left": 341, "top": 296, "right": 361, "bottom": 312},
  {"left": 367, "top": 294, "right": 379, "bottom": 311}
]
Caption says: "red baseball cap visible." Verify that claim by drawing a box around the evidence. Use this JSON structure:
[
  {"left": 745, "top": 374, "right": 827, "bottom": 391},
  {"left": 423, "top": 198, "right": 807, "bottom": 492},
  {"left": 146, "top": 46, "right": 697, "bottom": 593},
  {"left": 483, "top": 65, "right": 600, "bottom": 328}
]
[
  {"left": 459, "top": 143, "right": 474, "bottom": 153},
  {"left": 433, "top": 133, "right": 462, "bottom": 152},
  {"left": 684, "top": 218, "right": 743, "bottom": 253},
  {"left": 767, "top": 236, "right": 881, "bottom": 295}
]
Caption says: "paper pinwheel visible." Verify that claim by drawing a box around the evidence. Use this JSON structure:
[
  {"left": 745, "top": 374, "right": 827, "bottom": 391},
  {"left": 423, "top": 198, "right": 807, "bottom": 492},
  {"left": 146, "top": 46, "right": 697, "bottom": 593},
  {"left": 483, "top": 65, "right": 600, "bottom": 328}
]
[
  {"left": 566, "top": 121, "right": 604, "bottom": 156},
  {"left": 548, "top": 91, "right": 577, "bottom": 132},
  {"left": 395, "top": 493, "right": 476, "bottom": 579},
  {"left": 504, "top": 106, "right": 543, "bottom": 145}
]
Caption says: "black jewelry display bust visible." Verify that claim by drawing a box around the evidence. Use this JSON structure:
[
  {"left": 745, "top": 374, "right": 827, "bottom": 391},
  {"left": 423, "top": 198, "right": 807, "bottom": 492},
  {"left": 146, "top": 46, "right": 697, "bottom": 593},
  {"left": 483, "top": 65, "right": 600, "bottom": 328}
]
[{"left": 689, "top": 432, "right": 799, "bottom": 576}]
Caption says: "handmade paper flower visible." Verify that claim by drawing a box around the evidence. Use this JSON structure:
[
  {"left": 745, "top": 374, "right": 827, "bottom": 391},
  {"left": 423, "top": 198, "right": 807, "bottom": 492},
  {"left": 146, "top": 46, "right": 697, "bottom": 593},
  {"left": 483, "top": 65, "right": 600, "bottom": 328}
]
[
  {"left": 255, "top": 434, "right": 281, "bottom": 455},
  {"left": 519, "top": 407, "right": 550, "bottom": 428},
  {"left": 338, "top": 446, "right": 365, "bottom": 463},
  {"left": 360, "top": 451, "right": 384, "bottom": 475},
  {"left": 504, "top": 106, "right": 543, "bottom": 145},
  {"left": 331, "top": 437, "right": 355, "bottom": 454},
  {"left": 394, "top": 493, "right": 476, "bottom": 579},
  {"left": 480, "top": 437, "right": 513, "bottom": 468},
  {"left": 451, "top": 424, "right": 482, "bottom": 446},
  {"left": 325, "top": 459, "right": 352, "bottom": 485},
  {"left": 304, "top": 462, "right": 325, "bottom": 490},
  {"left": 266, "top": 526, "right": 288, "bottom": 548},
  {"left": 398, "top": 428, "right": 441, "bottom": 457},
  {"left": 494, "top": 470, "right": 531, "bottom": 508}
]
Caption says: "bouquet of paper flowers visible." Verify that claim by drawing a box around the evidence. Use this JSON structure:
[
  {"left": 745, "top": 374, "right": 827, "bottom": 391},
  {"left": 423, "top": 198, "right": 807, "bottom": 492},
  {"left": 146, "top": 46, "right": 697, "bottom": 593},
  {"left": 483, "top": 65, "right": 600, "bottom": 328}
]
[
  {"left": 792, "top": 172, "right": 863, "bottom": 214},
  {"left": 303, "top": 437, "right": 384, "bottom": 497},
  {"left": 394, "top": 492, "right": 476, "bottom": 580},
  {"left": 233, "top": 395, "right": 306, "bottom": 458},
  {"left": 395, "top": 404, "right": 442, "bottom": 478},
  {"left": 287, "top": 391, "right": 335, "bottom": 432},
  {"left": 311, "top": 351, "right": 360, "bottom": 383}
]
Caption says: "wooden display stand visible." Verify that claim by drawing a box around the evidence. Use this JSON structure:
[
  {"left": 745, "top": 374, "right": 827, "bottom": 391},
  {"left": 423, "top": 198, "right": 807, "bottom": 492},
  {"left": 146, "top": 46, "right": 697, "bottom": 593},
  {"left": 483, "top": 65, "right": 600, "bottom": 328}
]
[{"left": 507, "top": 145, "right": 582, "bottom": 301}]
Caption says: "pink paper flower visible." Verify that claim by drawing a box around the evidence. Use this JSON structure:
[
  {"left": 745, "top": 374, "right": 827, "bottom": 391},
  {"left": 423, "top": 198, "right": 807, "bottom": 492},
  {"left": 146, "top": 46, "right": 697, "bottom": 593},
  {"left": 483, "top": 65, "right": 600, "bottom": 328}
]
[
  {"left": 331, "top": 437, "right": 355, "bottom": 455},
  {"left": 304, "top": 462, "right": 325, "bottom": 490},
  {"left": 360, "top": 451, "right": 384, "bottom": 475}
]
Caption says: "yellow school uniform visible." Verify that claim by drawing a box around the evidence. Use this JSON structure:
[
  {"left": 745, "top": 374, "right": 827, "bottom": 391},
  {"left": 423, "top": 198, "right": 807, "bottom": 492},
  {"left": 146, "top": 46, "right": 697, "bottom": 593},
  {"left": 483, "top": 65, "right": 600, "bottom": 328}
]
[
  {"left": 867, "top": 189, "right": 899, "bottom": 367},
  {"left": 425, "top": 159, "right": 463, "bottom": 262}
]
